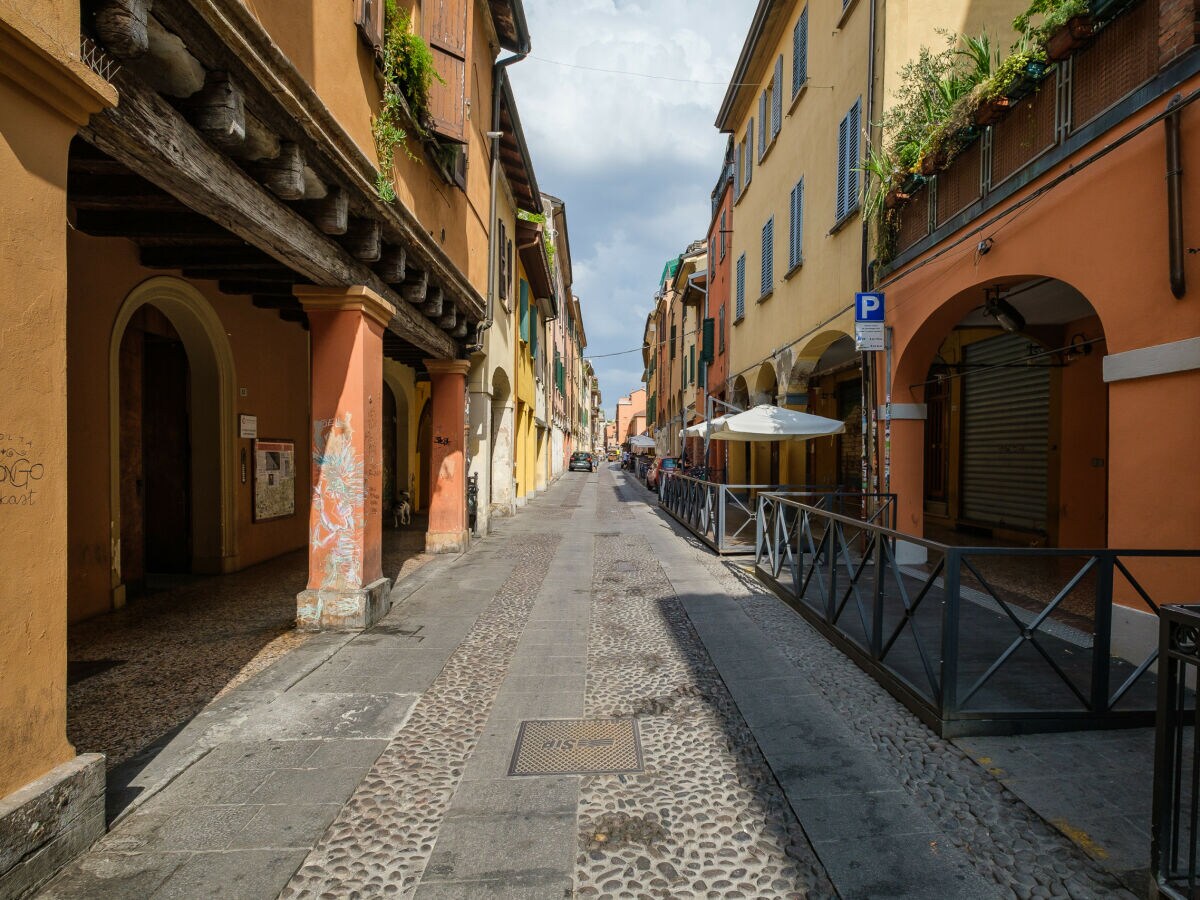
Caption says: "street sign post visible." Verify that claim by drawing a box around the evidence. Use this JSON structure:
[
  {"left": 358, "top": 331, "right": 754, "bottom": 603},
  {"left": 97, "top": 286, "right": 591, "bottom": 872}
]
[{"left": 854, "top": 292, "right": 885, "bottom": 351}]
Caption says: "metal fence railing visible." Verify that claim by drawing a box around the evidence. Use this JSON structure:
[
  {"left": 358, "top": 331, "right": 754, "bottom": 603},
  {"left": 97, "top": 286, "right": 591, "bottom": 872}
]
[
  {"left": 1153, "top": 604, "right": 1200, "bottom": 898},
  {"left": 754, "top": 492, "right": 1200, "bottom": 736}
]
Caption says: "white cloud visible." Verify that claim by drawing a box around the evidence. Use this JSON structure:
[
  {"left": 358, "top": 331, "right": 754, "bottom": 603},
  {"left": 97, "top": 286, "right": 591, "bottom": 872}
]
[{"left": 509, "top": 1, "right": 752, "bottom": 406}]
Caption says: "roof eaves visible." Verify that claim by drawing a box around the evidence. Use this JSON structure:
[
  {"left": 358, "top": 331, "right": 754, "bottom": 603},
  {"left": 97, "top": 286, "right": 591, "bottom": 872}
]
[{"left": 715, "top": 0, "right": 778, "bottom": 132}]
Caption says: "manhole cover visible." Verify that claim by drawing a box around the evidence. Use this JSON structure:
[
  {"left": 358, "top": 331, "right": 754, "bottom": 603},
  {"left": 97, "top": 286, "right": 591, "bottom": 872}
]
[{"left": 509, "top": 718, "right": 643, "bottom": 777}]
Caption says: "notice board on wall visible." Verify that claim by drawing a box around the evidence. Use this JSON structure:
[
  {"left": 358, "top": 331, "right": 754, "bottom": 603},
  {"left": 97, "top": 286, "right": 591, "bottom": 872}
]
[{"left": 253, "top": 438, "right": 295, "bottom": 522}]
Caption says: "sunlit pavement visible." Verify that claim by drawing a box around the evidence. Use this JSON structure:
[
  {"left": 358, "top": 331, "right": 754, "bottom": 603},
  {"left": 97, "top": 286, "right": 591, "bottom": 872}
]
[{"left": 41, "top": 466, "right": 1139, "bottom": 899}]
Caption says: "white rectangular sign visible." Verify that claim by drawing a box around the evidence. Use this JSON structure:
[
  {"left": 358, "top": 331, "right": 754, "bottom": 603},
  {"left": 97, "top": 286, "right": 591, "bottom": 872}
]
[
  {"left": 855, "top": 321, "right": 886, "bottom": 352},
  {"left": 239, "top": 414, "right": 258, "bottom": 439}
]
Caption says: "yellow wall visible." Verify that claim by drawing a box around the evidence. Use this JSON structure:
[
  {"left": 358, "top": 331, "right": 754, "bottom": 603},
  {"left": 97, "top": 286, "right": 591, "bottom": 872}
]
[
  {"left": 0, "top": 0, "right": 117, "bottom": 797},
  {"left": 242, "top": 0, "right": 497, "bottom": 296}
]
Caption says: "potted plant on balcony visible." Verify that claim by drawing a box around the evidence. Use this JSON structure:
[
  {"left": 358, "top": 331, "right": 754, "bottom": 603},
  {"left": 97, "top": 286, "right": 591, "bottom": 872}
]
[{"left": 1014, "top": 0, "right": 1093, "bottom": 62}]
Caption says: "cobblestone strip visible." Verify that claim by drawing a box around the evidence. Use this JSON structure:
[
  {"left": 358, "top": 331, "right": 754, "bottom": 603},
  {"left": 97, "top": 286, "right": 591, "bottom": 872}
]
[
  {"left": 700, "top": 558, "right": 1136, "bottom": 900},
  {"left": 280, "top": 533, "right": 562, "bottom": 899},
  {"left": 574, "top": 532, "right": 834, "bottom": 899}
]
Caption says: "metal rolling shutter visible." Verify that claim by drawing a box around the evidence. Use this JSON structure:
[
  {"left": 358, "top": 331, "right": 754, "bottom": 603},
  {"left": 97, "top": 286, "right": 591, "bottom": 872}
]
[{"left": 961, "top": 334, "right": 1049, "bottom": 532}]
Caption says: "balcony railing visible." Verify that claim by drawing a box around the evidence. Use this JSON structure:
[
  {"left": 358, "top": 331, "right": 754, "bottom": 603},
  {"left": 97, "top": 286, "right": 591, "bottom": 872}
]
[{"left": 894, "top": 0, "right": 1160, "bottom": 258}]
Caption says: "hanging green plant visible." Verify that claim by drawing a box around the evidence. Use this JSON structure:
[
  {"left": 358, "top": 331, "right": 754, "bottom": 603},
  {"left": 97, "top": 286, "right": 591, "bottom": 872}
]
[
  {"left": 372, "top": 0, "right": 444, "bottom": 200},
  {"left": 1013, "top": 0, "right": 1090, "bottom": 46}
]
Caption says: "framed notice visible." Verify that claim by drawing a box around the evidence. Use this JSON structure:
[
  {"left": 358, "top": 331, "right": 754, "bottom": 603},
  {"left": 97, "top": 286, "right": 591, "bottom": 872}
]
[{"left": 252, "top": 438, "right": 296, "bottom": 522}]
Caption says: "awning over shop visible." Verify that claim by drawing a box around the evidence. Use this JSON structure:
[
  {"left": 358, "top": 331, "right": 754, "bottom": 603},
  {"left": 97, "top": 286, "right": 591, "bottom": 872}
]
[
  {"left": 628, "top": 435, "right": 656, "bottom": 449},
  {"left": 709, "top": 405, "right": 845, "bottom": 442}
]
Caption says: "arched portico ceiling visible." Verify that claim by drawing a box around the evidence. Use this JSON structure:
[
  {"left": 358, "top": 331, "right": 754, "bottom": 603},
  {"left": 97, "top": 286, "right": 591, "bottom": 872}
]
[
  {"left": 752, "top": 362, "right": 778, "bottom": 405},
  {"left": 730, "top": 375, "right": 750, "bottom": 408},
  {"left": 894, "top": 275, "right": 1104, "bottom": 397}
]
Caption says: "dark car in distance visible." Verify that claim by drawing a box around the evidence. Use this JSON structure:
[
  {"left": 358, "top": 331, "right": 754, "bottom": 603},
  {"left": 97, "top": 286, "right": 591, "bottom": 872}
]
[{"left": 569, "top": 451, "right": 594, "bottom": 473}]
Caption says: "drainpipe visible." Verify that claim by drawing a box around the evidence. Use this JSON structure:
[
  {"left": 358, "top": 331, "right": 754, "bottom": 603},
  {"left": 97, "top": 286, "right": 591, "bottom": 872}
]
[
  {"left": 1166, "top": 93, "right": 1186, "bottom": 299},
  {"left": 474, "top": 50, "right": 529, "bottom": 351},
  {"left": 860, "top": 0, "right": 879, "bottom": 494}
]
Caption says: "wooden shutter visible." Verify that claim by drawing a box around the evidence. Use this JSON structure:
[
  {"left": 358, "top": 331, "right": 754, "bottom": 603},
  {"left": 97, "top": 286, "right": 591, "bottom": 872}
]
[
  {"left": 789, "top": 178, "right": 804, "bottom": 268},
  {"left": 423, "top": 0, "right": 469, "bottom": 142},
  {"left": 793, "top": 8, "right": 808, "bottom": 95},
  {"left": 746, "top": 121, "right": 754, "bottom": 182},
  {"left": 760, "top": 216, "right": 774, "bottom": 296},
  {"left": 848, "top": 98, "right": 861, "bottom": 213},
  {"left": 355, "top": 0, "right": 385, "bottom": 52},
  {"left": 837, "top": 111, "right": 849, "bottom": 219},
  {"left": 735, "top": 254, "right": 746, "bottom": 319},
  {"left": 758, "top": 92, "right": 767, "bottom": 157},
  {"left": 772, "top": 56, "right": 783, "bottom": 138}
]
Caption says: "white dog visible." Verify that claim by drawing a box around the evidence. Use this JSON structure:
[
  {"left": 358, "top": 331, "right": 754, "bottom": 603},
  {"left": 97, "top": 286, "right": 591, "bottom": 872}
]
[{"left": 392, "top": 491, "right": 412, "bottom": 527}]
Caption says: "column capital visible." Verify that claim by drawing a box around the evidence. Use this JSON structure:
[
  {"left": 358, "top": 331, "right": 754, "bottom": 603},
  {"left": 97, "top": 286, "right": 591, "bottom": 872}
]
[
  {"left": 424, "top": 359, "right": 472, "bottom": 377},
  {"left": 295, "top": 285, "right": 395, "bottom": 329}
]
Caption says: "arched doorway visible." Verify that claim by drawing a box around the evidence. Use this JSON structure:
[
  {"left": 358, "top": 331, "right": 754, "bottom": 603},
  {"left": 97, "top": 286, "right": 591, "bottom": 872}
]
[
  {"left": 729, "top": 375, "right": 750, "bottom": 483},
  {"left": 417, "top": 400, "right": 432, "bottom": 513},
  {"left": 751, "top": 363, "right": 779, "bottom": 484},
  {"left": 490, "top": 368, "right": 514, "bottom": 512},
  {"left": 802, "top": 336, "right": 861, "bottom": 491},
  {"left": 108, "top": 277, "right": 237, "bottom": 602},
  {"left": 382, "top": 382, "right": 398, "bottom": 521},
  {"left": 380, "top": 372, "right": 411, "bottom": 524},
  {"left": 901, "top": 278, "right": 1108, "bottom": 548}
]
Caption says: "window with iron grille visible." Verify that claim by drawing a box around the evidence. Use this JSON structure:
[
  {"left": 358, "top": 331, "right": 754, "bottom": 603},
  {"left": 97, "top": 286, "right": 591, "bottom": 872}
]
[
  {"left": 792, "top": 7, "right": 808, "bottom": 97},
  {"left": 760, "top": 216, "right": 774, "bottom": 297},
  {"left": 735, "top": 253, "right": 746, "bottom": 320},
  {"left": 836, "top": 98, "right": 861, "bottom": 222},
  {"left": 789, "top": 178, "right": 804, "bottom": 270}
]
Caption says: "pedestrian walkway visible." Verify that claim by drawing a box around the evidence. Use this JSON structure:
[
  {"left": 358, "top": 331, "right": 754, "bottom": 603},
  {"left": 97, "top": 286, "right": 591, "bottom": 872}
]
[{"left": 40, "top": 467, "right": 1142, "bottom": 898}]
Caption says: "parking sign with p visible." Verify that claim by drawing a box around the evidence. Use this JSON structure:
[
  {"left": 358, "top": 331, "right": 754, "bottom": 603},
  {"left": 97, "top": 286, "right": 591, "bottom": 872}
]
[{"left": 855, "top": 292, "right": 884, "bottom": 322}]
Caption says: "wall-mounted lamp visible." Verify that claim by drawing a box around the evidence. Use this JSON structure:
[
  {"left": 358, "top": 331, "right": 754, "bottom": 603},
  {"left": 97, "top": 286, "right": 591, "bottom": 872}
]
[
  {"left": 983, "top": 285, "right": 1025, "bottom": 334},
  {"left": 1062, "top": 333, "right": 1094, "bottom": 364}
]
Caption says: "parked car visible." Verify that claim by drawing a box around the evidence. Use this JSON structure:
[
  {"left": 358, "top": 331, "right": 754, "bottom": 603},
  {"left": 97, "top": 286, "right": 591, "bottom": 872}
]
[
  {"left": 607, "top": 450, "right": 619, "bottom": 462},
  {"left": 646, "top": 457, "right": 678, "bottom": 492},
  {"left": 568, "top": 451, "right": 594, "bottom": 473}
]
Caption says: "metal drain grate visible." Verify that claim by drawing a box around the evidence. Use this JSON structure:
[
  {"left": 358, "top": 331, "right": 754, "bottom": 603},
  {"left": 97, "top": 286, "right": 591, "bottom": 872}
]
[{"left": 508, "top": 718, "right": 643, "bottom": 776}]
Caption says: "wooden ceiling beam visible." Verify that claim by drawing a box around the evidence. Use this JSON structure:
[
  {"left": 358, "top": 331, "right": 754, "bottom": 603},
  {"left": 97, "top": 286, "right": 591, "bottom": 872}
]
[{"left": 82, "top": 70, "right": 455, "bottom": 357}]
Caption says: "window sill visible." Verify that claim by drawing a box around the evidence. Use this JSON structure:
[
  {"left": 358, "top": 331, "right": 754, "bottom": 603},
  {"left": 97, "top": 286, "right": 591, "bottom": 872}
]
[
  {"left": 784, "top": 259, "right": 804, "bottom": 280},
  {"left": 734, "top": 180, "right": 751, "bottom": 205},
  {"left": 733, "top": 315, "right": 745, "bottom": 326},
  {"left": 828, "top": 205, "right": 860, "bottom": 236},
  {"left": 759, "top": 133, "right": 779, "bottom": 165},
  {"left": 837, "top": 0, "right": 861, "bottom": 30},
  {"left": 787, "top": 81, "right": 808, "bottom": 117},
  {"left": 757, "top": 288, "right": 774, "bottom": 304}
]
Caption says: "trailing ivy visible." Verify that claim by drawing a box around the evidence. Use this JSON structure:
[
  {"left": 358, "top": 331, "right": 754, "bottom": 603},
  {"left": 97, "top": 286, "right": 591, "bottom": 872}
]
[{"left": 373, "top": 0, "right": 443, "bottom": 200}]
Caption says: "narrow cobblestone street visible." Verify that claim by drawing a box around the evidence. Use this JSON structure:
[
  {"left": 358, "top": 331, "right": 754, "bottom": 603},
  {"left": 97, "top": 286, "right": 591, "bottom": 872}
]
[{"left": 40, "top": 467, "right": 1145, "bottom": 899}]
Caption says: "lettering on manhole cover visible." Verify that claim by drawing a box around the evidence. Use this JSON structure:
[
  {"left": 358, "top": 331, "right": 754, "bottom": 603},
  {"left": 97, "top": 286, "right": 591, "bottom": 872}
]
[{"left": 509, "top": 718, "right": 643, "bottom": 777}]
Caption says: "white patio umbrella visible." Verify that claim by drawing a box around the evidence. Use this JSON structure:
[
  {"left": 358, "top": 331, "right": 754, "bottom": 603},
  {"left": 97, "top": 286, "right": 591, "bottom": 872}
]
[
  {"left": 709, "top": 404, "right": 845, "bottom": 441},
  {"left": 683, "top": 415, "right": 731, "bottom": 437},
  {"left": 628, "top": 434, "right": 656, "bottom": 449}
]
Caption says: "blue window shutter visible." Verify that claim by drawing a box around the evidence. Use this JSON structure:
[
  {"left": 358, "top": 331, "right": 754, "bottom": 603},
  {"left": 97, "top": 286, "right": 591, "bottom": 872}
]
[
  {"left": 734, "top": 142, "right": 742, "bottom": 197},
  {"left": 796, "top": 179, "right": 804, "bottom": 265},
  {"left": 760, "top": 217, "right": 774, "bottom": 296},
  {"left": 735, "top": 254, "right": 746, "bottom": 319},
  {"left": 848, "top": 98, "right": 862, "bottom": 213},
  {"left": 837, "top": 112, "right": 849, "bottom": 220},
  {"left": 758, "top": 92, "right": 767, "bottom": 157},
  {"left": 519, "top": 280, "right": 530, "bottom": 342},
  {"left": 530, "top": 306, "right": 538, "bottom": 360},
  {"left": 793, "top": 8, "right": 808, "bottom": 95},
  {"left": 772, "top": 56, "right": 783, "bottom": 137},
  {"left": 746, "top": 120, "right": 754, "bottom": 182}
]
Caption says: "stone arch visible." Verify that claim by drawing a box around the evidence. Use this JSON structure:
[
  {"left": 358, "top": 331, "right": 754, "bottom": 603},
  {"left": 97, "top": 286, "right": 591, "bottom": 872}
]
[
  {"left": 381, "top": 369, "right": 411, "bottom": 508},
  {"left": 787, "top": 329, "right": 854, "bottom": 406},
  {"left": 490, "top": 367, "right": 514, "bottom": 511},
  {"left": 108, "top": 276, "right": 238, "bottom": 596},
  {"left": 730, "top": 375, "right": 750, "bottom": 410},
  {"left": 751, "top": 362, "right": 777, "bottom": 406}
]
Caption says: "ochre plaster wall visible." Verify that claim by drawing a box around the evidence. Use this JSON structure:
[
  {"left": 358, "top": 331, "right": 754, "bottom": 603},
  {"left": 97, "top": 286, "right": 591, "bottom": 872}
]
[
  {"left": 883, "top": 72, "right": 1200, "bottom": 607},
  {"left": 66, "top": 233, "right": 311, "bottom": 623},
  {"left": 0, "top": 78, "right": 80, "bottom": 799}
]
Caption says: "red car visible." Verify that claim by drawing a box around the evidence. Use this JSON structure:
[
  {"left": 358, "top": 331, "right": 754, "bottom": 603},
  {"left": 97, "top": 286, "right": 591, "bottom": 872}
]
[{"left": 646, "top": 457, "right": 678, "bottom": 492}]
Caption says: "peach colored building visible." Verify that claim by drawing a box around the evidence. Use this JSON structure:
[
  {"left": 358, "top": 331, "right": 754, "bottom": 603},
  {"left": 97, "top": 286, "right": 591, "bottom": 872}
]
[{"left": 615, "top": 388, "right": 647, "bottom": 444}]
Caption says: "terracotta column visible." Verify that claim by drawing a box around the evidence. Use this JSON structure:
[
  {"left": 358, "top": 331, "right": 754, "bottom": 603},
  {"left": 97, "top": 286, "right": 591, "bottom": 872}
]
[
  {"left": 425, "top": 359, "right": 472, "bottom": 553},
  {"left": 295, "top": 286, "right": 393, "bottom": 630}
]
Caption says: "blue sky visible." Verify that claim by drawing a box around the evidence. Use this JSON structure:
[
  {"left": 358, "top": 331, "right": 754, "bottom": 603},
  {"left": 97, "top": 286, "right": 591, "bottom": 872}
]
[{"left": 509, "top": 0, "right": 754, "bottom": 418}]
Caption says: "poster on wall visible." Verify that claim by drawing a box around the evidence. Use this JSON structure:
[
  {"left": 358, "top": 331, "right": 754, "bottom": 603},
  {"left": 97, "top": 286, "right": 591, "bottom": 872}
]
[{"left": 253, "top": 438, "right": 296, "bottom": 522}]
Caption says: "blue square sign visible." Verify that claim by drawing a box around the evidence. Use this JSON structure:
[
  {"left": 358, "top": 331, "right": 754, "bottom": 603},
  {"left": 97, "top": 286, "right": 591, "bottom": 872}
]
[{"left": 855, "top": 292, "right": 885, "bottom": 322}]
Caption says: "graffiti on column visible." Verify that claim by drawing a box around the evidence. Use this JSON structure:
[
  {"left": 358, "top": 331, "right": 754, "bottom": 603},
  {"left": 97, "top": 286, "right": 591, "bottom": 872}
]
[
  {"left": 365, "top": 394, "right": 380, "bottom": 520},
  {"left": 311, "top": 413, "right": 364, "bottom": 590},
  {"left": 0, "top": 433, "right": 44, "bottom": 507}
]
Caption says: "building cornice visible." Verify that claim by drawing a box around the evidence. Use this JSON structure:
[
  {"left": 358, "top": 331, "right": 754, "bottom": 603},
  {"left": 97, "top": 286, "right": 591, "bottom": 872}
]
[{"left": 0, "top": 13, "right": 116, "bottom": 125}]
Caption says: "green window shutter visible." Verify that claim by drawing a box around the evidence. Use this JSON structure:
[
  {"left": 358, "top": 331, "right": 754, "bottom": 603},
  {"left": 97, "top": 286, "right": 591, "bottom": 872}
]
[
  {"left": 689, "top": 345, "right": 695, "bottom": 384},
  {"left": 519, "top": 280, "right": 530, "bottom": 342},
  {"left": 701, "top": 318, "right": 714, "bottom": 363}
]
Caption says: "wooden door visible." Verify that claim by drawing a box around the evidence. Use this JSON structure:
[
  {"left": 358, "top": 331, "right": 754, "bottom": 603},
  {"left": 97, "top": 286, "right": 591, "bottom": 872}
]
[{"left": 142, "top": 335, "right": 192, "bottom": 573}]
